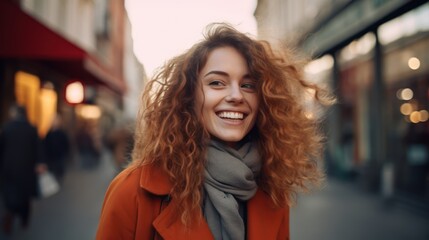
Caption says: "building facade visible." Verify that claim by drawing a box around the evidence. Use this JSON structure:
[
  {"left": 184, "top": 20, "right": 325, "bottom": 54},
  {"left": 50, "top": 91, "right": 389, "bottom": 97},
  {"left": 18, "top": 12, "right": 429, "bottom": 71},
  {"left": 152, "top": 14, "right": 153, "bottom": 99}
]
[
  {"left": 255, "top": 0, "right": 429, "bottom": 210},
  {"left": 0, "top": 0, "right": 145, "bottom": 146}
]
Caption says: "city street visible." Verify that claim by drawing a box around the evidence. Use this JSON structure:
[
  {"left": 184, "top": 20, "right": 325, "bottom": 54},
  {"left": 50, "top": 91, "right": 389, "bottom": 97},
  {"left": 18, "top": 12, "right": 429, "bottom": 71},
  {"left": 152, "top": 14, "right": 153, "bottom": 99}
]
[
  {"left": 0, "top": 150, "right": 117, "bottom": 240},
  {"left": 1, "top": 151, "right": 428, "bottom": 240},
  {"left": 291, "top": 179, "right": 429, "bottom": 240},
  {"left": 1, "top": 1, "right": 428, "bottom": 240}
]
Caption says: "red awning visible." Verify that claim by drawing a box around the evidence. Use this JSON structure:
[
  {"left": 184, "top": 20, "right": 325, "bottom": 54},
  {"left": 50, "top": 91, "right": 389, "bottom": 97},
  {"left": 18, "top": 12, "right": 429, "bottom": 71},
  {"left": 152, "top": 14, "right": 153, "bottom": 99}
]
[{"left": 0, "top": 0, "right": 126, "bottom": 94}]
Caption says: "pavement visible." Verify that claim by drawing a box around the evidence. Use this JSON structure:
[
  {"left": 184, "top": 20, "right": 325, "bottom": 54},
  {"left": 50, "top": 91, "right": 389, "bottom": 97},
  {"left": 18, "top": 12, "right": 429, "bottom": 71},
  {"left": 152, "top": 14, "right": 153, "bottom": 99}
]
[
  {"left": 291, "top": 178, "right": 429, "bottom": 240},
  {"left": 0, "top": 150, "right": 428, "bottom": 240},
  {"left": 0, "top": 150, "right": 118, "bottom": 240}
]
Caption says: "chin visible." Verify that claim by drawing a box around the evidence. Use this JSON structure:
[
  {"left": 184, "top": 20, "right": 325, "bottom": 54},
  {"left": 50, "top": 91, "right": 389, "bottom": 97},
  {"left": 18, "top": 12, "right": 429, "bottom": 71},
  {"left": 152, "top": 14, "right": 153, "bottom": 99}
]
[{"left": 214, "top": 135, "right": 246, "bottom": 143}]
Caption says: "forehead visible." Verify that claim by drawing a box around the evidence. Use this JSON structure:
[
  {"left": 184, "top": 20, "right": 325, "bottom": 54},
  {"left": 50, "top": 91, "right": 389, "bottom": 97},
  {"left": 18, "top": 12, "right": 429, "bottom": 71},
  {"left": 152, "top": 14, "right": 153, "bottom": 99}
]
[{"left": 200, "top": 46, "right": 248, "bottom": 74}]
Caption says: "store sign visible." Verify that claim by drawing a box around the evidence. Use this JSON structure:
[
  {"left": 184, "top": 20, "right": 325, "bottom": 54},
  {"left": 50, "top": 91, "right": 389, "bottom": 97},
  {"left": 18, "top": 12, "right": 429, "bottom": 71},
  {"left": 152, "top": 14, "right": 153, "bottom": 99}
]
[{"left": 302, "top": 0, "right": 408, "bottom": 56}]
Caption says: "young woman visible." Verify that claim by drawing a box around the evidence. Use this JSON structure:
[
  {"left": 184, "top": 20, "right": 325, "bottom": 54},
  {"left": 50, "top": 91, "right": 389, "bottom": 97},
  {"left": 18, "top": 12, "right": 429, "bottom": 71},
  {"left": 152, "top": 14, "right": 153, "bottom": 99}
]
[{"left": 96, "top": 23, "right": 331, "bottom": 240}]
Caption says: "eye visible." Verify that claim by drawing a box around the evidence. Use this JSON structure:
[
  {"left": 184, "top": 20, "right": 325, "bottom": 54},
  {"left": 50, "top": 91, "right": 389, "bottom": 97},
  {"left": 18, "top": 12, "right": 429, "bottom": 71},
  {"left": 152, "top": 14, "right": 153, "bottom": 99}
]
[
  {"left": 208, "top": 80, "right": 224, "bottom": 87},
  {"left": 241, "top": 82, "right": 256, "bottom": 91}
]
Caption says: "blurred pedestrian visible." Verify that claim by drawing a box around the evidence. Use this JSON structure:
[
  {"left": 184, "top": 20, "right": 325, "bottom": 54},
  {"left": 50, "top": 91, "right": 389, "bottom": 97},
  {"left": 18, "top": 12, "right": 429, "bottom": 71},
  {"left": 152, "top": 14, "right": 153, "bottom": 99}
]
[
  {"left": 44, "top": 114, "right": 70, "bottom": 183},
  {"left": 0, "top": 104, "right": 46, "bottom": 235},
  {"left": 75, "top": 121, "right": 101, "bottom": 169},
  {"left": 97, "top": 23, "right": 333, "bottom": 239},
  {"left": 105, "top": 118, "right": 134, "bottom": 171}
]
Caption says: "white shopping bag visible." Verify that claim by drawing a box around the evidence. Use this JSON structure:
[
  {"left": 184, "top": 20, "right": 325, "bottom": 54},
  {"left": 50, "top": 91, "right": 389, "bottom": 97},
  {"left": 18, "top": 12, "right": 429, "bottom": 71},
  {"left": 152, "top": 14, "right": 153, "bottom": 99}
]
[{"left": 38, "top": 171, "right": 60, "bottom": 198}]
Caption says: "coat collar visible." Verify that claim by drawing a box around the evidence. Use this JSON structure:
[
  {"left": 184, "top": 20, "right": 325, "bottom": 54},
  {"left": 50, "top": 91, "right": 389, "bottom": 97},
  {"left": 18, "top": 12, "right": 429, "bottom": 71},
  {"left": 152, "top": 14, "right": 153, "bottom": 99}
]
[
  {"left": 139, "top": 163, "right": 172, "bottom": 195},
  {"left": 139, "top": 164, "right": 288, "bottom": 240},
  {"left": 139, "top": 164, "right": 213, "bottom": 239}
]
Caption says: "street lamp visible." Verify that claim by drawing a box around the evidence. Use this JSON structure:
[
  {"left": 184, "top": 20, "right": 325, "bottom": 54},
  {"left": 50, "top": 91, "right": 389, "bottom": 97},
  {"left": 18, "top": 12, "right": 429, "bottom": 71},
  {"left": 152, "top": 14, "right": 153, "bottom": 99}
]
[{"left": 65, "top": 81, "right": 84, "bottom": 104}]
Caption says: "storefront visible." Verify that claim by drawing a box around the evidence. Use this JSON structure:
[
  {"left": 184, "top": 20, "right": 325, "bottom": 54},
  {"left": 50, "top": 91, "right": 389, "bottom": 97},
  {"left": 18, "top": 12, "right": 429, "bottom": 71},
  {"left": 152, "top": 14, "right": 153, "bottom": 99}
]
[
  {"left": 380, "top": 12, "right": 429, "bottom": 199},
  {"left": 301, "top": 0, "right": 429, "bottom": 207},
  {"left": 0, "top": 1, "right": 125, "bottom": 146}
]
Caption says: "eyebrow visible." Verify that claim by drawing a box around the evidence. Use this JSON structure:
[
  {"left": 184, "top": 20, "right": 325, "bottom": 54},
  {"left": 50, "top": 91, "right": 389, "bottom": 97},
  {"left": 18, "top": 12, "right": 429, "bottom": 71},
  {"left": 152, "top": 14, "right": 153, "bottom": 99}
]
[
  {"left": 203, "top": 70, "right": 229, "bottom": 77},
  {"left": 203, "top": 70, "right": 252, "bottom": 79}
]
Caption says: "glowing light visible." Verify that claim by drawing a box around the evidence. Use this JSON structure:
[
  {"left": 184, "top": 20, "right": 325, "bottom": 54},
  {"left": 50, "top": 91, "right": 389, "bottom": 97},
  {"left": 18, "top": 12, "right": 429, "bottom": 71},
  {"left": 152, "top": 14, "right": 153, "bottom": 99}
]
[
  {"left": 408, "top": 57, "right": 421, "bottom": 70},
  {"left": 396, "top": 89, "right": 401, "bottom": 99},
  {"left": 378, "top": 4, "right": 429, "bottom": 45},
  {"left": 356, "top": 33, "right": 375, "bottom": 55},
  {"left": 409, "top": 111, "right": 420, "bottom": 123},
  {"left": 339, "top": 33, "right": 375, "bottom": 61},
  {"left": 66, "top": 81, "right": 84, "bottom": 104},
  {"left": 419, "top": 110, "right": 429, "bottom": 122},
  {"left": 76, "top": 104, "right": 101, "bottom": 119},
  {"left": 15, "top": 71, "right": 40, "bottom": 126},
  {"left": 400, "top": 103, "right": 413, "bottom": 115},
  {"left": 38, "top": 89, "right": 57, "bottom": 138},
  {"left": 398, "top": 88, "right": 413, "bottom": 100},
  {"left": 305, "top": 55, "right": 334, "bottom": 74}
]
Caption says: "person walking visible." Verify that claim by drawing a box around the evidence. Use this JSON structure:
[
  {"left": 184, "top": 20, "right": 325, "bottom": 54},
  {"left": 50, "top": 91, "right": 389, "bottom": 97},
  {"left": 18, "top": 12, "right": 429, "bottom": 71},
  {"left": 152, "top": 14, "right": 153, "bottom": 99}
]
[
  {"left": 76, "top": 122, "right": 101, "bottom": 169},
  {"left": 0, "top": 104, "right": 46, "bottom": 235},
  {"left": 97, "top": 23, "right": 333, "bottom": 240},
  {"left": 105, "top": 118, "right": 134, "bottom": 171},
  {"left": 44, "top": 114, "right": 70, "bottom": 183}
]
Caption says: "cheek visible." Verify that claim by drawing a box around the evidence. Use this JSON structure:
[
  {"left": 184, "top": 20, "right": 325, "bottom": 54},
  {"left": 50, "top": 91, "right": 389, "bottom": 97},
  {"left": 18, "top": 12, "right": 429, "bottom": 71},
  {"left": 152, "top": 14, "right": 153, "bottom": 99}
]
[
  {"left": 250, "top": 96, "right": 260, "bottom": 113},
  {"left": 249, "top": 98, "right": 260, "bottom": 124}
]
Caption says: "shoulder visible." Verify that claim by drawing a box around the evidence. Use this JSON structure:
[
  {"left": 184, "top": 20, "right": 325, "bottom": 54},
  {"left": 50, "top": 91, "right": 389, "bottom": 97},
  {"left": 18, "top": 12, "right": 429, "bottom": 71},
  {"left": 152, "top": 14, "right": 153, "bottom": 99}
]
[
  {"left": 104, "top": 167, "right": 143, "bottom": 204},
  {"left": 97, "top": 167, "right": 145, "bottom": 238},
  {"left": 99, "top": 166, "right": 147, "bottom": 222}
]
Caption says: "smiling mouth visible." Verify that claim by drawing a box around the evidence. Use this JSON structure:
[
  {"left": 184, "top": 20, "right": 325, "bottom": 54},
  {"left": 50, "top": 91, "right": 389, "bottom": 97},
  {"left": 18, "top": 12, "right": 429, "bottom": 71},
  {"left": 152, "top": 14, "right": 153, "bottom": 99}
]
[{"left": 217, "top": 111, "right": 245, "bottom": 120}]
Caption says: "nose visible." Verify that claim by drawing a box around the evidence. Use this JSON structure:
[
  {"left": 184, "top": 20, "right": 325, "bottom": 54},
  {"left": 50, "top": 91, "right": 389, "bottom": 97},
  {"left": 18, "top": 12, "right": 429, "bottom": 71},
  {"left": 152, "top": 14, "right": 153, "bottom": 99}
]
[{"left": 225, "top": 83, "right": 244, "bottom": 103}]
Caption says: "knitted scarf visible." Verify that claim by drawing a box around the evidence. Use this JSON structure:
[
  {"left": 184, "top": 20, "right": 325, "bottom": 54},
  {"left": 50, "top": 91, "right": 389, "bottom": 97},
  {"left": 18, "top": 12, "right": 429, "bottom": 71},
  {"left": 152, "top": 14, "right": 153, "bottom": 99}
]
[{"left": 203, "top": 140, "right": 261, "bottom": 240}]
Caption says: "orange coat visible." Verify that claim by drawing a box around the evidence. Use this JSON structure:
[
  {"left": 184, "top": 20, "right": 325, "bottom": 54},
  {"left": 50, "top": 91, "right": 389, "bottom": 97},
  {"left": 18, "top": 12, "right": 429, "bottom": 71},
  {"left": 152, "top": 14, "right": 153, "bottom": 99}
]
[{"left": 96, "top": 164, "right": 290, "bottom": 240}]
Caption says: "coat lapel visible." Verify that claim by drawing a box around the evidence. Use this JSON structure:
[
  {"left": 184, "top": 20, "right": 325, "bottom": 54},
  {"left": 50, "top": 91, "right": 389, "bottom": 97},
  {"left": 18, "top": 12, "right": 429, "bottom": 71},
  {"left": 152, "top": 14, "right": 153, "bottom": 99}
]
[
  {"left": 140, "top": 164, "right": 214, "bottom": 240},
  {"left": 247, "top": 189, "right": 289, "bottom": 240},
  {"left": 139, "top": 163, "right": 172, "bottom": 195},
  {"left": 140, "top": 165, "right": 288, "bottom": 240},
  {"left": 152, "top": 200, "right": 214, "bottom": 240}
]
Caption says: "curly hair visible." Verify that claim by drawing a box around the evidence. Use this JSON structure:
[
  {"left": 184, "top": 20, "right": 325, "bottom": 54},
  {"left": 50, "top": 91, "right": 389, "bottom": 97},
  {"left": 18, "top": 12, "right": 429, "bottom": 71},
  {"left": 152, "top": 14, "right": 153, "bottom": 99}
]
[{"left": 130, "top": 23, "right": 332, "bottom": 224}]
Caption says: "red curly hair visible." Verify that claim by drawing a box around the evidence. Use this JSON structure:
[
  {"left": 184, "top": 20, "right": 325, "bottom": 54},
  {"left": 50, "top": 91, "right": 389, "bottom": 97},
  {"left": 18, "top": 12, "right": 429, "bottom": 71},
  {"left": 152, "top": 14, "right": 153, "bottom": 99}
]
[{"left": 130, "top": 23, "right": 332, "bottom": 223}]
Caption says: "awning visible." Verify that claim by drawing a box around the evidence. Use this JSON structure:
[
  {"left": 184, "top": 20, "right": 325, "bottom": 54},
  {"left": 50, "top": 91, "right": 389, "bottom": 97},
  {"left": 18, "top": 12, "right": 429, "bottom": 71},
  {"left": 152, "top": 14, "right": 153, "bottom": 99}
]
[{"left": 0, "top": 0, "right": 126, "bottom": 95}]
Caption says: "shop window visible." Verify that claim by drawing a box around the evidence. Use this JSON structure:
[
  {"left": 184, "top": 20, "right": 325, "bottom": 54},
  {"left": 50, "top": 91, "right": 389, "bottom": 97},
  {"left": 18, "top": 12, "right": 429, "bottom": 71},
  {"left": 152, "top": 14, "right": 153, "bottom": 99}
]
[
  {"left": 304, "top": 54, "right": 334, "bottom": 118},
  {"left": 338, "top": 32, "right": 375, "bottom": 64},
  {"left": 378, "top": 2, "right": 429, "bottom": 46},
  {"left": 336, "top": 36, "right": 375, "bottom": 175},
  {"left": 15, "top": 71, "right": 57, "bottom": 138},
  {"left": 387, "top": 77, "right": 429, "bottom": 196},
  {"left": 380, "top": 3, "right": 429, "bottom": 200},
  {"left": 15, "top": 71, "right": 40, "bottom": 126}
]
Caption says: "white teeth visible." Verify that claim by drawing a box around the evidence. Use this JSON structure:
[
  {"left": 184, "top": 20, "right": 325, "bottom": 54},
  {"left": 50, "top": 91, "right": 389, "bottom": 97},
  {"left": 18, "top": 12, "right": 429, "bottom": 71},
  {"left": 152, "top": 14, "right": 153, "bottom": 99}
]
[{"left": 218, "top": 112, "right": 244, "bottom": 120}]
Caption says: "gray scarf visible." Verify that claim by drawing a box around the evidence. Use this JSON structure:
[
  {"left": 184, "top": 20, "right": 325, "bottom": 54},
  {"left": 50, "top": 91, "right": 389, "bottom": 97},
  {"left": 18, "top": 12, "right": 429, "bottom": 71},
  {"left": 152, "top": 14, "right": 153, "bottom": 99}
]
[{"left": 203, "top": 140, "right": 261, "bottom": 240}]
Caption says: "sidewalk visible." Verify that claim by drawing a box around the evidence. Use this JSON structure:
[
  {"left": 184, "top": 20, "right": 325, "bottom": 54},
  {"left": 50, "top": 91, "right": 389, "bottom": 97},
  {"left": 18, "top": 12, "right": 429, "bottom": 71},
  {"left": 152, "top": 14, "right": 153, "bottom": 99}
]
[
  {"left": 291, "top": 178, "right": 429, "bottom": 240},
  {"left": 0, "top": 150, "right": 118, "bottom": 240},
  {"left": 1, "top": 153, "right": 428, "bottom": 240}
]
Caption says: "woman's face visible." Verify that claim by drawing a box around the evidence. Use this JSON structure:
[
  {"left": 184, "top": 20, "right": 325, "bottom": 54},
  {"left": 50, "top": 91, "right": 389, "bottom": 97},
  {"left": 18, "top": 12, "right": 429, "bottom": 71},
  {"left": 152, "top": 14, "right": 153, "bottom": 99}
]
[{"left": 196, "top": 46, "right": 259, "bottom": 148}]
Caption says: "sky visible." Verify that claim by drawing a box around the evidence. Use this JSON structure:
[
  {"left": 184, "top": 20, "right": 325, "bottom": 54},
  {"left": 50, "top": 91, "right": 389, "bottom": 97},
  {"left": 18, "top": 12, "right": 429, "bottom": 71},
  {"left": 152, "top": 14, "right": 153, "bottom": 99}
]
[{"left": 125, "top": 0, "right": 258, "bottom": 78}]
